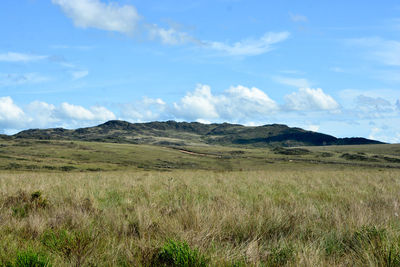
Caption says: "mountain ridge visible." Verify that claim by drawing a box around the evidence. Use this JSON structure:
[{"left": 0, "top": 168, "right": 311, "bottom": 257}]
[{"left": 11, "top": 120, "right": 384, "bottom": 147}]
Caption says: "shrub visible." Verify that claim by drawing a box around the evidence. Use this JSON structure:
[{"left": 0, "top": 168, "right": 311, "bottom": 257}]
[
  {"left": 13, "top": 250, "right": 50, "bottom": 267},
  {"left": 153, "top": 240, "right": 208, "bottom": 267},
  {"left": 41, "top": 228, "right": 98, "bottom": 266},
  {"left": 59, "top": 166, "right": 77, "bottom": 172}
]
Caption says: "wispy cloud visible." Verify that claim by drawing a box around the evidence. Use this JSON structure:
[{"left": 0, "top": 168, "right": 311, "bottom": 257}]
[
  {"left": 0, "top": 73, "right": 49, "bottom": 87},
  {"left": 348, "top": 37, "right": 400, "bottom": 66},
  {"left": 148, "top": 25, "right": 198, "bottom": 45},
  {"left": 273, "top": 75, "right": 311, "bottom": 88},
  {"left": 330, "top": 67, "right": 346, "bottom": 73},
  {"left": 0, "top": 52, "right": 47, "bottom": 62},
  {"left": 51, "top": 0, "right": 289, "bottom": 56},
  {"left": 204, "top": 32, "right": 290, "bottom": 56},
  {"left": 71, "top": 70, "right": 89, "bottom": 80},
  {"left": 52, "top": 0, "right": 140, "bottom": 35},
  {"left": 289, "top": 12, "right": 308, "bottom": 22}
]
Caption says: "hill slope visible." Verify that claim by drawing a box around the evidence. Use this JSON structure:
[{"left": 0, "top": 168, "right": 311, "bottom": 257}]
[{"left": 12, "top": 120, "right": 383, "bottom": 147}]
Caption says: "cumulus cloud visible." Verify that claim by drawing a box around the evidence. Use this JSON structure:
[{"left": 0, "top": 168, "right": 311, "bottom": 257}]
[
  {"left": 0, "top": 52, "right": 47, "bottom": 62},
  {"left": 172, "top": 84, "right": 278, "bottom": 122},
  {"left": 284, "top": 88, "right": 339, "bottom": 111},
  {"left": 222, "top": 85, "right": 279, "bottom": 117},
  {"left": 205, "top": 32, "right": 290, "bottom": 56},
  {"left": 0, "top": 97, "right": 26, "bottom": 129},
  {"left": 0, "top": 96, "right": 117, "bottom": 133},
  {"left": 57, "top": 102, "right": 116, "bottom": 121},
  {"left": 120, "top": 97, "right": 166, "bottom": 122},
  {"left": 173, "top": 85, "right": 220, "bottom": 120},
  {"left": 52, "top": 0, "right": 140, "bottom": 35},
  {"left": 26, "top": 101, "right": 58, "bottom": 127},
  {"left": 52, "top": 0, "right": 194, "bottom": 45}
]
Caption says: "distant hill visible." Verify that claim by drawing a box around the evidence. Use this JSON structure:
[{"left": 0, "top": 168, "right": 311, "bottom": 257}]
[{"left": 12, "top": 120, "right": 384, "bottom": 147}]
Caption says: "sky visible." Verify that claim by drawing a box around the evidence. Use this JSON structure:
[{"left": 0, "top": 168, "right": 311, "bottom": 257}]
[{"left": 1, "top": 0, "right": 400, "bottom": 142}]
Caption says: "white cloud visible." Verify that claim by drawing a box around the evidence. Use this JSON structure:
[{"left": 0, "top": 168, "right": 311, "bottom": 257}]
[
  {"left": 289, "top": 13, "right": 308, "bottom": 22},
  {"left": 120, "top": 97, "right": 166, "bottom": 122},
  {"left": 52, "top": 0, "right": 195, "bottom": 45},
  {"left": 0, "top": 52, "right": 47, "bottom": 62},
  {"left": 0, "top": 97, "right": 26, "bottom": 129},
  {"left": 284, "top": 88, "right": 339, "bottom": 111},
  {"left": 223, "top": 85, "right": 278, "bottom": 117},
  {"left": 306, "top": 125, "right": 320, "bottom": 132},
  {"left": 52, "top": 0, "right": 140, "bottom": 35},
  {"left": 172, "top": 84, "right": 278, "bottom": 122},
  {"left": 205, "top": 32, "right": 290, "bottom": 56},
  {"left": 273, "top": 76, "right": 311, "bottom": 88},
  {"left": 148, "top": 25, "right": 195, "bottom": 45},
  {"left": 26, "top": 101, "right": 58, "bottom": 127},
  {"left": 89, "top": 106, "right": 117, "bottom": 121},
  {"left": 368, "top": 127, "right": 400, "bottom": 143},
  {"left": 173, "top": 85, "right": 220, "bottom": 120},
  {"left": 71, "top": 70, "right": 89, "bottom": 80},
  {"left": 58, "top": 102, "right": 116, "bottom": 121},
  {"left": 51, "top": 0, "right": 290, "bottom": 55}
]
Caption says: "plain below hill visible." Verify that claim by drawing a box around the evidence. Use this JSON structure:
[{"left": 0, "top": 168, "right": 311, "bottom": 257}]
[{"left": 11, "top": 120, "right": 384, "bottom": 147}]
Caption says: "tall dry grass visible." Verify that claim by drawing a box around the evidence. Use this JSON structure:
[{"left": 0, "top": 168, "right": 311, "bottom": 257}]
[{"left": 1, "top": 168, "right": 400, "bottom": 266}]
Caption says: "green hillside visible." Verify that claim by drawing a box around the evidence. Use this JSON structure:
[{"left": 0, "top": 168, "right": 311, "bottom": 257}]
[
  {"left": 0, "top": 138, "right": 398, "bottom": 172},
  {"left": 12, "top": 120, "right": 383, "bottom": 147}
]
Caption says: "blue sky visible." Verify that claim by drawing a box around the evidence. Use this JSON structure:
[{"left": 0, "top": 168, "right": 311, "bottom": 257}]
[{"left": 1, "top": 0, "right": 400, "bottom": 142}]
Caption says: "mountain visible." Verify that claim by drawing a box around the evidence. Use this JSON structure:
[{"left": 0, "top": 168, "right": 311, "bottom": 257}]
[{"left": 12, "top": 120, "right": 384, "bottom": 147}]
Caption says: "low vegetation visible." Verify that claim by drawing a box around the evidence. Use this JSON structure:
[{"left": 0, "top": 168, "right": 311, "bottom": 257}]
[
  {"left": 1, "top": 167, "right": 400, "bottom": 266},
  {"left": 1, "top": 136, "right": 399, "bottom": 265},
  {"left": 0, "top": 139, "right": 399, "bottom": 172}
]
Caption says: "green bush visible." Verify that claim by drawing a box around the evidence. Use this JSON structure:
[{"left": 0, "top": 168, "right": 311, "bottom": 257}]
[
  {"left": 13, "top": 250, "right": 50, "bottom": 267},
  {"left": 153, "top": 240, "right": 208, "bottom": 267},
  {"left": 41, "top": 228, "right": 97, "bottom": 266}
]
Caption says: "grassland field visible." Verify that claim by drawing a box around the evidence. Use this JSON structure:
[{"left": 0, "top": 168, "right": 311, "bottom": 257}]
[{"left": 1, "top": 139, "right": 400, "bottom": 266}]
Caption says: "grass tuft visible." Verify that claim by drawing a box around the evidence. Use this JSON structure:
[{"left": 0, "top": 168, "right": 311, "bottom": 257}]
[
  {"left": 153, "top": 240, "right": 208, "bottom": 267},
  {"left": 11, "top": 250, "right": 50, "bottom": 267}
]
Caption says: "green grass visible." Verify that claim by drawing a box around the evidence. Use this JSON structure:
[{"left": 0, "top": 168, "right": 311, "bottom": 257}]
[
  {"left": 1, "top": 139, "right": 400, "bottom": 265},
  {"left": 1, "top": 168, "right": 400, "bottom": 266},
  {"left": 0, "top": 139, "right": 399, "bottom": 172}
]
